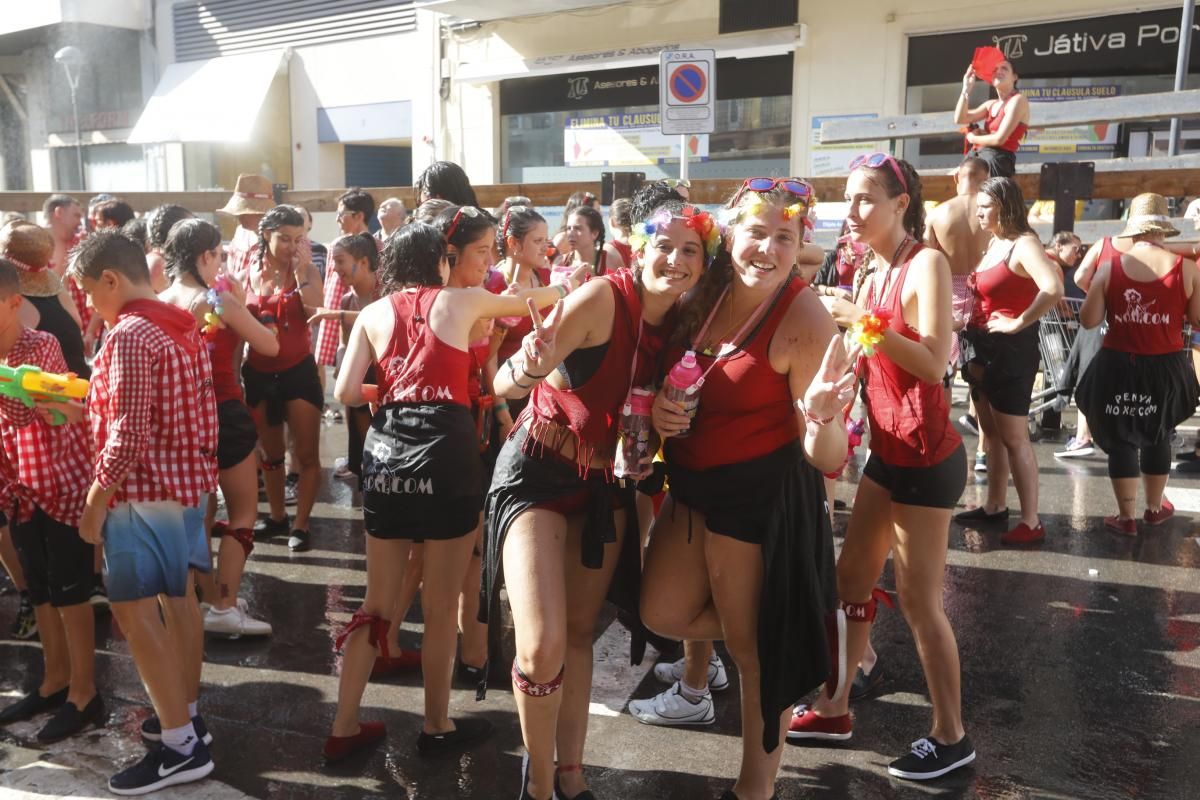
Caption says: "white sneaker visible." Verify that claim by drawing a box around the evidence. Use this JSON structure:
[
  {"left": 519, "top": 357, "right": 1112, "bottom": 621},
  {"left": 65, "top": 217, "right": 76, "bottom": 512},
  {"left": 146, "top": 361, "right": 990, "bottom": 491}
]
[
  {"left": 204, "top": 599, "right": 272, "bottom": 638},
  {"left": 628, "top": 681, "right": 715, "bottom": 727},
  {"left": 332, "top": 457, "right": 355, "bottom": 480},
  {"left": 652, "top": 651, "right": 729, "bottom": 692},
  {"left": 1054, "top": 437, "right": 1094, "bottom": 459}
]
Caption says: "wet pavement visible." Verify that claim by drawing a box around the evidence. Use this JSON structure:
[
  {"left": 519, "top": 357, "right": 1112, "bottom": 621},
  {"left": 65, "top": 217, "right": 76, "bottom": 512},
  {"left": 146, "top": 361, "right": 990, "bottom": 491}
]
[{"left": 1, "top": 398, "right": 1199, "bottom": 799}]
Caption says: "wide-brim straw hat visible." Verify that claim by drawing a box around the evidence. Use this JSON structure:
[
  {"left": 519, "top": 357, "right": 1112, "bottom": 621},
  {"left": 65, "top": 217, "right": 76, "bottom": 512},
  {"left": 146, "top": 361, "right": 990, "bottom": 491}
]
[
  {"left": 0, "top": 221, "right": 62, "bottom": 297},
  {"left": 217, "top": 174, "right": 275, "bottom": 216},
  {"left": 1116, "top": 193, "right": 1180, "bottom": 238}
]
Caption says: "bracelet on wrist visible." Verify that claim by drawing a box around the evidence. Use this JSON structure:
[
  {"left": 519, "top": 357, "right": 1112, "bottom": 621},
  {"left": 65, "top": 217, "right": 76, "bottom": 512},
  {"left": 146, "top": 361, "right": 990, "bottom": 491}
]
[
  {"left": 522, "top": 363, "right": 549, "bottom": 380},
  {"left": 494, "top": 401, "right": 509, "bottom": 412},
  {"left": 797, "top": 400, "right": 834, "bottom": 427},
  {"left": 554, "top": 283, "right": 570, "bottom": 300}
]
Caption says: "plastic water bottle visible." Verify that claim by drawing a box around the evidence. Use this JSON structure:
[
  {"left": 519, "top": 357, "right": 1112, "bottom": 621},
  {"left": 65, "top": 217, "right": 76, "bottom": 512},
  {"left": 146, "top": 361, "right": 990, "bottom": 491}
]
[
  {"left": 663, "top": 350, "right": 703, "bottom": 437},
  {"left": 615, "top": 388, "right": 654, "bottom": 479}
]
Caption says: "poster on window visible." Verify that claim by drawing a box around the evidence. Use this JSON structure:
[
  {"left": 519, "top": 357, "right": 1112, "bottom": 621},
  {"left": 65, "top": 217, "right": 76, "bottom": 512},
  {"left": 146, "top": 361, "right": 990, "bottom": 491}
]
[
  {"left": 564, "top": 114, "right": 709, "bottom": 167},
  {"left": 1020, "top": 85, "right": 1120, "bottom": 155},
  {"left": 809, "top": 114, "right": 880, "bottom": 177}
]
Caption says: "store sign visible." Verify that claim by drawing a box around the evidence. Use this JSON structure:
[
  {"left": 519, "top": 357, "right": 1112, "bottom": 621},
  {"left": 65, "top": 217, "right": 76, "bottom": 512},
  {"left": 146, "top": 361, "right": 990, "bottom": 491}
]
[
  {"left": 908, "top": 8, "right": 1200, "bottom": 85},
  {"left": 564, "top": 114, "right": 709, "bottom": 166},
  {"left": 1020, "top": 85, "right": 1121, "bottom": 155},
  {"left": 809, "top": 114, "right": 880, "bottom": 178}
]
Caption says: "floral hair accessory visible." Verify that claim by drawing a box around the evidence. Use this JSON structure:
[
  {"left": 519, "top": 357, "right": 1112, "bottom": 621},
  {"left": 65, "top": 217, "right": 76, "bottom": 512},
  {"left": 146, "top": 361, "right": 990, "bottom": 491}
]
[
  {"left": 629, "top": 205, "right": 723, "bottom": 264},
  {"left": 852, "top": 308, "right": 892, "bottom": 356},
  {"left": 201, "top": 274, "right": 232, "bottom": 345},
  {"left": 724, "top": 193, "right": 813, "bottom": 228}
]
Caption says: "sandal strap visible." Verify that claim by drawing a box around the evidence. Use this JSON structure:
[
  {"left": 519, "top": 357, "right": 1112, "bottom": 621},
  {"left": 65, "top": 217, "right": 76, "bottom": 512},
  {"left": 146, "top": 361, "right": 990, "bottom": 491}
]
[{"left": 556, "top": 763, "right": 583, "bottom": 774}]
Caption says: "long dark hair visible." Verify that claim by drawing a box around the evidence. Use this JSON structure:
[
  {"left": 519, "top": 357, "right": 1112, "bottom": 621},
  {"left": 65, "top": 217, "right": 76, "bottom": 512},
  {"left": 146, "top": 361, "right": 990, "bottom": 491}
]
[
  {"left": 256, "top": 205, "right": 306, "bottom": 275},
  {"left": 164, "top": 218, "right": 222, "bottom": 289},
  {"left": 435, "top": 206, "right": 496, "bottom": 269},
  {"left": 333, "top": 232, "right": 380, "bottom": 273},
  {"left": 415, "top": 161, "right": 478, "bottom": 207},
  {"left": 148, "top": 204, "right": 195, "bottom": 250},
  {"left": 379, "top": 222, "right": 446, "bottom": 292},
  {"left": 497, "top": 206, "right": 545, "bottom": 259},
  {"left": 979, "top": 177, "right": 1034, "bottom": 239},
  {"left": 569, "top": 206, "right": 606, "bottom": 274}
]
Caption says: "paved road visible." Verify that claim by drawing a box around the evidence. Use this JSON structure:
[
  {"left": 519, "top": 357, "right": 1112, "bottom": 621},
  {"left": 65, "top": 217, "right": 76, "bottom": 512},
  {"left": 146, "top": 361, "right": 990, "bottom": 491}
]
[{"left": 1, "top": 408, "right": 1198, "bottom": 799}]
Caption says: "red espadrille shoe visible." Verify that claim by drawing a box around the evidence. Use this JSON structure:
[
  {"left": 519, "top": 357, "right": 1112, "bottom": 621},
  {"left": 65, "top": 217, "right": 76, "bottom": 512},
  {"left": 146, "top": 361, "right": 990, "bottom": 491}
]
[
  {"left": 323, "top": 720, "right": 385, "bottom": 763},
  {"left": 1104, "top": 515, "right": 1137, "bottom": 536},
  {"left": 1000, "top": 521, "right": 1045, "bottom": 546},
  {"left": 370, "top": 648, "right": 422, "bottom": 679},
  {"left": 1143, "top": 497, "right": 1175, "bottom": 526},
  {"left": 786, "top": 705, "right": 852, "bottom": 742}
]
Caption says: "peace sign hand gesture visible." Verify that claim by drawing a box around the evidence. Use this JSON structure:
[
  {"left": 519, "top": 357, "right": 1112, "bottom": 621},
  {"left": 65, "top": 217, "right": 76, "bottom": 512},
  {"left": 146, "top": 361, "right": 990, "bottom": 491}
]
[
  {"left": 521, "top": 297, "right": 563, "bottom": 376},
  {"left": 801, "top": 334, "right": 859, "bottom": 423}
]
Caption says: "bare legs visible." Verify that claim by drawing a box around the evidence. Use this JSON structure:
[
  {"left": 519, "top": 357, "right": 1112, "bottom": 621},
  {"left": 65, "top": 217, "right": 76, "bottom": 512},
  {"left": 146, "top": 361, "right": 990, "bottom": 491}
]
[
  {"left": 111, "top": 587, "right": 203, "bottom": 731},
  {"left": 199, "top": 452, "right": 260, "bottom": 611},
  {"left": 253, "top": 398, "right": 322, "bottom": 532},
  {"left": 975, "top": 397, "right": 1040, "bottom": 527}
]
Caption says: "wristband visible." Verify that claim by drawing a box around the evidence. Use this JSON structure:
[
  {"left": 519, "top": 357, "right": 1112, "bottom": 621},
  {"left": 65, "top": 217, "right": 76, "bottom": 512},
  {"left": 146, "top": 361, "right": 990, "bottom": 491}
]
[
  {"left": 522, "top": 363, "right": 549, "bottom": 380},
  {"left": 797, "top": 400, "right": 834, "bottom": 427},
  {"left": 506, "top": 358, "right": 535, "bottom": 389},
  {"left": 494, "top": 401, "right": 509, "bottom": 412},
  {"left": 555, "top": 283, "right": 570, "bottom": 300}
]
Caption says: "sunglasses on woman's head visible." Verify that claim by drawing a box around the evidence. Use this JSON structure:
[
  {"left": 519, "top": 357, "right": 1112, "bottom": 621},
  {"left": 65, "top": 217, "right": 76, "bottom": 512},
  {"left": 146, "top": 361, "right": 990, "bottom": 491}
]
[
  {"left": 731, "top": 177, "right": 814, "bottom": 208},
  {"left": 445, "top": 205, "right": 484, "bottom": 241},
  {"left": 662, "top": 179, "right": 692, "bottom": 189},
  {"left": 849, "top": 153, "right": 909, "bottom": 194}
]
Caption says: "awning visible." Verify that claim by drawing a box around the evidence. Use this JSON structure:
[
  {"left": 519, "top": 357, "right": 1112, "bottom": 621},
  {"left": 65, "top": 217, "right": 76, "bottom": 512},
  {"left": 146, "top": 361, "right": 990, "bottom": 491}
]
[
  {"left": 413, "top": 0, "right": 616, "bottom": 22},
  {"left": 127, "top": 50, "right": 287, "bottom": 144},
  {"left": 454, "top": 27, "right": 804, "bottom": 84}
]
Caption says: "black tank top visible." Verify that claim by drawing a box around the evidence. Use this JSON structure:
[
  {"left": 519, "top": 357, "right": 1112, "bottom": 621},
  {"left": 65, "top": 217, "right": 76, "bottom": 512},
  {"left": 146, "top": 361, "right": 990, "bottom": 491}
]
[{"left": 25, "top": 294, "right": 90, "bottom": 378}]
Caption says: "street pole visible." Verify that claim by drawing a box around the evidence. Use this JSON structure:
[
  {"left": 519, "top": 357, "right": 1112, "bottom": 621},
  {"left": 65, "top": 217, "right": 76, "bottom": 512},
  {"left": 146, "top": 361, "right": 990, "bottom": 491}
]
[
  {"left": 1168, "top": 0, "right": 1196, "bottom": 157},
  {"left": 679, "top": 134, "right": 689, "bottom": 183},
  {"left": 69, "top": 85, "right": 83, "bottom": 189},
  {"left": 54, "top": 46, "right": 86, "bottom": 190}
]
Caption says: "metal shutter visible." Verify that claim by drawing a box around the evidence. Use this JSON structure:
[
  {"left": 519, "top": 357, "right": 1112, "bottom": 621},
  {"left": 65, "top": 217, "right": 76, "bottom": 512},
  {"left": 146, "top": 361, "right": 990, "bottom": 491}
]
[{"left": 344, "top": 144, "right": 412, "bottom": 189}]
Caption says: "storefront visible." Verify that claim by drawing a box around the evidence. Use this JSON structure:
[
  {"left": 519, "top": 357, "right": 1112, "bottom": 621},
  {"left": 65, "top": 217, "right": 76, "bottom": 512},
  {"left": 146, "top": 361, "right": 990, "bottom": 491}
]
[{"left": 903, "top": 7, "right": 1200, "bottom": 171}]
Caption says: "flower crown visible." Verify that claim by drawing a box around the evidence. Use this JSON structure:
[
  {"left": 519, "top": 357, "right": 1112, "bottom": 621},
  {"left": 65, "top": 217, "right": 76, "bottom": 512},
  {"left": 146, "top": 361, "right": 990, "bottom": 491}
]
[
  {"left": 719, "top": 194, "right": 813, "bottom": 228},
  {"left": 627, "top": 205, "right": 723, "bottom": 264}
]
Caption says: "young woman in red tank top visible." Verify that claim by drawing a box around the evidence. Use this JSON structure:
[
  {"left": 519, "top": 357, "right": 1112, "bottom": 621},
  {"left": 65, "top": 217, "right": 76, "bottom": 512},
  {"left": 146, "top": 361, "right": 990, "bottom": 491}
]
[
  {"left": 324, "top": 222, "right": 581, "bottom": 765},
  {"left": 486, "top": 197, "right": 714, "bottom": 800},
  {"left": 240, "top": 206, "right": 326, "bottom": 553},
  {"left": 159, "top": 219, "right": 279, "bottom": 639},
  {"left": 956, "top": 58, "right": 1030, "bottom": 178},
  {"left": 645, "top": 180, "right": 856, "bottom": 800},
  {"left": 1074, "top": 194, "right": 1200, "bottom": 535},
  {"left": 553, "top": 205, "right": 609, "bottom": 277},
  {"left": 788, "top": 155, "right": 976, "bottom": 781},
  {"left": 956, "top": 178, "right": 1063, "bottom": 545}
]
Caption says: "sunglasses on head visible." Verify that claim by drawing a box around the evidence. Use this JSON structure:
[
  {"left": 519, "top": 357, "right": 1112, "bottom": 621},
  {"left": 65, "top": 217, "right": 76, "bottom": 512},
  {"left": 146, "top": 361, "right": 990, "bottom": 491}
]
[
  {"left": 445, "top": 205, "right": 484, "bottom": 241},
  {"left": 662, "top": 179, "right": 692, "bottom": 190},
  {"left": 731, "top": 177, "right": 814, "bottom": 208},
  {"left": 849, "top": 153, "right": 909, "bottom": 194}
]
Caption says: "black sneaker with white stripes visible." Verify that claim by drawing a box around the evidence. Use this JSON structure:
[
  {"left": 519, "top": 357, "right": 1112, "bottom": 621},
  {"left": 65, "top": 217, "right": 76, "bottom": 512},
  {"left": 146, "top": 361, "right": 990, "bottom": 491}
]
[
  {"left": 887, "top": 735, "right": 975, "bottom": 780},
  {"left": 108, "top": 739, "right": 214, "bottom": 795}
]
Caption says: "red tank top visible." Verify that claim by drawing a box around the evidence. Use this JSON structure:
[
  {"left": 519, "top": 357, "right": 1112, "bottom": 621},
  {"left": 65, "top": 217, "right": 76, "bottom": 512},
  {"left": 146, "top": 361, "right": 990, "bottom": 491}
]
[
  {"left": 377, "top": 287, "right": 471, "bottom": 407},
  {"left": 667, "top": 276, "right": 803, "bottom": 471},
  {"left": 244, "top": 273, "right": 312, "bottom": 372},
  {"left": 1100, "top": 238, "right": 1187, "bottom": 355},
  {"left": 495, "top": 266, "right": 551, "bottom": 363},
  {"left": 970, "top": 240, "right": 1038, "bottom": 326},
  {"left": 207, "top": 324, "right": 243, "bottom": 402},
  {"left": 611, "top": 239, "right": 633, "bottom": 270},
  {"left": 517, "top": 270, "right": 664, "bottom": 469},
  {"left": 986, "top": 96, "right": 1027, "bottom": 153},
  {"left": 861, "top": 244, "right": 963, "bottom": 467}
]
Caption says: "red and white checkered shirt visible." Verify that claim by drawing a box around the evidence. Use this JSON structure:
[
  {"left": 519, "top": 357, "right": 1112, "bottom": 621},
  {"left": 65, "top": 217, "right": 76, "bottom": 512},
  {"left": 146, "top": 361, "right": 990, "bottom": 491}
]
[
  {"left": 88, "top": 308, "right": 218, "bottom": 506},
  {"left": 225, "top": 226, "right": 259, "bottom": 286},
  {"left": 0, "top": 329, "right": 92, "bottom": 526},
  {"left": 65, "top": 276, "right": 94, "bottom": 332}
]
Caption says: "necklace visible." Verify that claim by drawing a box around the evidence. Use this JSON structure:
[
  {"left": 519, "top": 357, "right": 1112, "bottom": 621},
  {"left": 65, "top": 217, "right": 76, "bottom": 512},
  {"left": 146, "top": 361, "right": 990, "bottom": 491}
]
[{"left": 873, "top": 235, "right": 913, "bottom": 305}]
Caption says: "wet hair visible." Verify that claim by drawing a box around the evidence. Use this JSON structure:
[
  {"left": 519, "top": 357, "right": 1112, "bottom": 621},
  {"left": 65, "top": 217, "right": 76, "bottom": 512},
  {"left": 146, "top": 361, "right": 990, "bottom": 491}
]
[
  {"left": 95, "top": 199, "right": 136, "bottom": 228},
  {"left": 559, "top": 190, "right": 599, "bottom": 232},
  {"left": 69, "top": 229, "right": 151, "bottom": 284},
  {"left": 609, "top": 198, "right": 633, "bottom": 235},
  {"left": 1051, "top": 231, "right": 1081, "bottom": 248},
  {"left": 959, "top": 156, "right": 990, "bottom": 182},
  {"left": 380, "top": 222, "right": 445, "bottom": 292},
  {"left": 120, "top": 217, "right": 149, "bottom": 251},
  {"left": 979, "top": 177, "right": 1035, "bottom": 239},
  {"left": 855, "top": 157, "right": 925, "bottom": 241},
  {"left": 497, "top": 206, "right": 546, "bottom": 259},
  {"left": 87, "top": 193, "right": 114, "bottom": 210},
  {"left": 337, "top": 189, "right": 375, "bottom": 225},
  {"left": 496, "top": 196, "right": 533, "bottom": 218},
  {"left": 630, "top": 181, "right": 686, "bottom": 225},
  {"left": 412, "top": 199, "right": 455, "bottom": 226},
  {"left": 415, "top": 161, "right": 478, "bottom": 207},
  {"left": 148, "top": 204, "right": 195, "bottom": 250},
  {"left": 568, "top": 206, "right": 606, "bottom": 273},
  {"left": 0, "top": 259, "right": 19, "bottom": 298},
  {"left": 255, "top": 205, "right": 306, "bottom": 274},
  {"left": 332, "top": 232, "right": 380, "bottom": 273},
  {"left": 435, "top": 205, "right": 497, "bottom": 268},
  {"left": 1000, "top": 59, "right": 1020, "bottom": 90},
  {"left": 42, "top": 194, "right": 79, "bottom": 219},
  {"left": 163, "top": 218, "right": 222, "bottom": 289}
]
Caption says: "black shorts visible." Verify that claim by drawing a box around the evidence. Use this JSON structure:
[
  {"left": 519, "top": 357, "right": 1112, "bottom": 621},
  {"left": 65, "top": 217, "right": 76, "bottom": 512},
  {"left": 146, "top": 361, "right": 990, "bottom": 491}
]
[
  {"left": 668, "top": 443, "right": 810, "bottom": 545},
  {"left": 217, "top": 399, "right": 259, "bottom": 470},
  {"left": 12, "top": 506, "right": 94, "bottom": 607},
  {"left": 362, "top": 403, "right": 483, "bottom": 542},
  {"left": 862, "top": 445, "right": 967, "bottom": 509},
  {"left": 970, "top": 146, "right": 1016, "bottom": 178},
  {"left": 243, "top": 355, "right": 324, "bottom": 427},
  {"left": 962, "top": 324, "right": 1041, "bottom": 417}
]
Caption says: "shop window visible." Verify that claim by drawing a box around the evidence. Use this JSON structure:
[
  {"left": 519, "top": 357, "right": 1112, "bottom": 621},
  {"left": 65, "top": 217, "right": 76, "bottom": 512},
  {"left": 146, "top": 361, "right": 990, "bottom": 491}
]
[
  {"left": 719, "top": 0, "right": 798, "bottom": 34},
  {"left": 345, "top": 145, "right": 411, "bottom": 188},
  {"left": 53, "top": 143, "right": 148, "bottom": 192}
]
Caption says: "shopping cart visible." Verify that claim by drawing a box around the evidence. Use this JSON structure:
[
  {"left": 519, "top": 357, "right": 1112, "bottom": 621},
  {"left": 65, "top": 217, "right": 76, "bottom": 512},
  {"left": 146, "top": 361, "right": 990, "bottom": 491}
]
[{"left": 1028, "top": 297, "right": 1085, "bottom": 440}]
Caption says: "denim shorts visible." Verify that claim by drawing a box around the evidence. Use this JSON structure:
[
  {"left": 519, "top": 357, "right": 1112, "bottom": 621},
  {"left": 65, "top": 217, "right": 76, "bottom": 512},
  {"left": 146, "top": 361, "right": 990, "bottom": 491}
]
[{"left": 103, "top": 499, "right": 210, "bottom": 603}]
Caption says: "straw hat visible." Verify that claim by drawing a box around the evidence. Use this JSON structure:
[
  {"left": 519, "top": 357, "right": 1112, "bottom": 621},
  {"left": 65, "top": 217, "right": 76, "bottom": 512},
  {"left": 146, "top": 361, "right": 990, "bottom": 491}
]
[
  {"left": 217, "top": 174, "right": 275, "bottom": 216},
  {"left": 0, "top": 221, "right": 62, "bottom": 297},
  {"left": 1115, "top": 193, "right": 1180, "bottom": 239}
]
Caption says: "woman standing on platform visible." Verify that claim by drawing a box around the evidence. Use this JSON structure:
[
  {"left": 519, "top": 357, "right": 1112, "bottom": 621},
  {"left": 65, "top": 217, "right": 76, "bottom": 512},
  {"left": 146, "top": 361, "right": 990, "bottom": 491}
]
[
  {"left": 954, "top": 177, "right": 1062, "bottom": 545},
  {"left": 642, "top": 178, "right": 854, "bottom": 800},
  {"left": 1074, "top": 194, "right": 1200, "bottom": 534},
  {"left": 485, "top": 197, "right": 718, "bottom": 800},
  {"left": 786, "top": 154, "right": 975, "bottom": 782},
  {"left": 956, "top": 59, "right": 1030, "bottom": 178}
]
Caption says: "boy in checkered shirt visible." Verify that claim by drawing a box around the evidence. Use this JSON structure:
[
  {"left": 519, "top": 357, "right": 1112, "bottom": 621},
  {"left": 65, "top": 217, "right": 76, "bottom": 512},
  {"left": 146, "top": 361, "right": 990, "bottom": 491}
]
[
  {"left": 0, "top": 259, "right": 102, "bottom": 743},
  {"left": 70, "top": 232, "right": 219, "bottom": 795}
]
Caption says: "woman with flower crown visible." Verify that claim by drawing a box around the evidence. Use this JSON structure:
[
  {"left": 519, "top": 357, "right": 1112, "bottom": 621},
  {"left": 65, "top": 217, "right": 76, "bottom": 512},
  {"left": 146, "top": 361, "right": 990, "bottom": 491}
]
[{"left": 642, "top": 177, "right": 856, "bottom": 800}]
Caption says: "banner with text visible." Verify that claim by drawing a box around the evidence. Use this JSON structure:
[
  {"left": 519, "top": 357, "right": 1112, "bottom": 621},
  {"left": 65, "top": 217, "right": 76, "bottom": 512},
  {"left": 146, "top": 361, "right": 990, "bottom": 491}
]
[
  {"left": 564, "top": 114, "right": 709, "bottom": 167},
  {"left": 1020, "top": 84, "right": 1120, "bottom": 155}
]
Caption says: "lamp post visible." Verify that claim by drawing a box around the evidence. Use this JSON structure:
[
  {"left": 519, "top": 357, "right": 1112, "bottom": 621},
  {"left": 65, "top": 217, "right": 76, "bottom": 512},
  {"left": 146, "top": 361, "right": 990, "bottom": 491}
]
[{"left": 53, "top": 45, "right": 85, "bottom": 190}]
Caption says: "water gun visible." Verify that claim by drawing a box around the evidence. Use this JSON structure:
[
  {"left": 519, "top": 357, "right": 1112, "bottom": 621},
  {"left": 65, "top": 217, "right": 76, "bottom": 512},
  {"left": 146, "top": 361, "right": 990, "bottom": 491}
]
[
  {"left": 0, "top": 364, "right": 89, "bottom": 425},
  {"left": 824, "top": 417, "right": 866, "bottom": 479}
]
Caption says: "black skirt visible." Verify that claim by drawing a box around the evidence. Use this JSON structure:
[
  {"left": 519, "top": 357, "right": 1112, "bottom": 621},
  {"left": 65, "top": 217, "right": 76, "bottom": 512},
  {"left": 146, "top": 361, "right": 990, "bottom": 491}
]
[
  {"left": 1076, "top": 347, "right": 1199, "bottom": 451},
  {"left": 361, "top": 403, "right": 483, "bottom": 541}
]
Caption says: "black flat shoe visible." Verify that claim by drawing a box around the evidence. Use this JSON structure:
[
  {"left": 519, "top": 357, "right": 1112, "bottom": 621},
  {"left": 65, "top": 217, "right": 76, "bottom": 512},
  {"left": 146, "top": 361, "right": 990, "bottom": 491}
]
[
  {"left": 554, "top": 773, "right": 597, "bottom": 799},
  {"left": 254, "top": 514, "right": 290, "bottom": 538},
  {"left": 519, "top": 751, "right": 552, "bottom": 800},
  {"left": 36, "top": 694, "right": 106, "bottom": 742},
  {"left": 0, "top": 686, "right": 68, "bottom": 724},
  {"left": 456, "top": 662, "right": 486, "bottom": 686},
  {"left": 953, "top": 506, "right": 1010, "bottom": 523},
  {"left": 416, "top": 716, "right": 493, "bottom": 755},
  {"left": 850, "top": 657, "right": 887, "bottom": 701},
  {"left": 288, "top": 528, "right": 311, "bottom": 552}
]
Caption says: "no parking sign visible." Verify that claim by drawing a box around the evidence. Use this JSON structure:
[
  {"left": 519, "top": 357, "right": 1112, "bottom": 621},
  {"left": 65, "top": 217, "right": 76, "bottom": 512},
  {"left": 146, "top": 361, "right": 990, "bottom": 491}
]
[{"left": 660, "top": 49, "right": 715, "bottom": 135}]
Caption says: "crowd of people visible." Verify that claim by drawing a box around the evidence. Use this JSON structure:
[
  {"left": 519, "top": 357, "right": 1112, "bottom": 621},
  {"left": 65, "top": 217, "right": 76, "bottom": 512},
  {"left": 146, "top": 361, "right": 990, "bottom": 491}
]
[{"left": 0, "top": 135, "right": 1196, "bottom": 800}]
